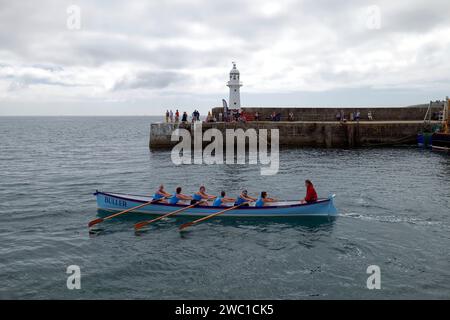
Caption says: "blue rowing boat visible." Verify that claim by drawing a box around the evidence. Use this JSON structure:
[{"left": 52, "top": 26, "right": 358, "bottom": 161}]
[{"left": 94, "top": 191, "right": 338, "bottom": 217}]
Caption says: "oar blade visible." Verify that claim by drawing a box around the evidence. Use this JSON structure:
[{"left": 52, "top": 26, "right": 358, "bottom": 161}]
[
  {"left": 179, "top": 221, "right": 194, "bottom": 231},
  {"left": 88, "top": 218, "right": 104, "bottom": 228},
  {"left": 134, "top": 221, "right": 149, "bottom": 230}
]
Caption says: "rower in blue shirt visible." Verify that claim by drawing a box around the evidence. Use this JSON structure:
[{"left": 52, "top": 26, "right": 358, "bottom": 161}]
[
  {"left": 255, "top": 191, "right": 277, "bottom": 207},
  {"left": 234, "top": 189, "right": 257, "bottom": 206},
  {"left": 191, "top": 186, "right": 216, "bottom": 205},
  {"left": 168, "top": 187, "right": 192, "bottom": 205},
  {"left": 213, "top": 191, "right": 235, "bottom": 206},
  {"left": 152, "top": 184, "right": 171, "bottom": 202}
]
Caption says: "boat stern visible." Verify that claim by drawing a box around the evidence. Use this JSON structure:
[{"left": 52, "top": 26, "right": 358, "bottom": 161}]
[{"left": 327, "top": 194, "right": 338, "bottom": 216}]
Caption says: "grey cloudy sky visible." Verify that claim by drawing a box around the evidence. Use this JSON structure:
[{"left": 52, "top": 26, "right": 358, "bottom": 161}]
[{"left": 1, "top": 0, "right": 450, "bottom": 115}]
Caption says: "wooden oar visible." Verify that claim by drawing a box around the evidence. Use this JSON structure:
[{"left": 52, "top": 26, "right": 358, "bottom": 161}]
[
  {"left": 179, "top": 201, "right": 251, "bottom": 231},
  {"left": 134, "top": 200, "right": 207, "bottom": 230},
  {"left": 88, "top": 197, "right": 167, "bottom": 228}
]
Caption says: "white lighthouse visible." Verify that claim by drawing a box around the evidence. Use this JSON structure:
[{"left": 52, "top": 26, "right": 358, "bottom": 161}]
[{"left": 227, "top": 62, "right": 242, "bottom": 109}]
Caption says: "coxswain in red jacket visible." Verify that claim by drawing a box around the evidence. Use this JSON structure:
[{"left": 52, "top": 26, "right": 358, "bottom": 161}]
[{"left": 303, "top": 180, "right": 318, "bottom": 203}]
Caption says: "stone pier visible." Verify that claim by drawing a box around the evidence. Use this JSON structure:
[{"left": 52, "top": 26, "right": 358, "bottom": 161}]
[
  {"left": 149, "top": 105, "right": 444, "bottom": 149},
  {"left": 149, "top": 120, "right": 441, "bottom": 149}
]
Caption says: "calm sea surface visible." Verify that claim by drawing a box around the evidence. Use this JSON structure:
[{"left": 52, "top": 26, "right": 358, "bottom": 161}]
[{"left": 0, "top": 116, "right": 449, "bottom": 299}]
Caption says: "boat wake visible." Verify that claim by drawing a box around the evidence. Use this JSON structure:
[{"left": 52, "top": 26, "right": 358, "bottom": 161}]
[{"left": 340, "top": 211, "right": 448, "bottom": 229}]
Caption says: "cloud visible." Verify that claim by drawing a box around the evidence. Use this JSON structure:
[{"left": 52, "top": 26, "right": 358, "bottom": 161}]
[
  {"left": 112, "top": 71, "right": 186, "bottom": 91},
  {"left": 0, "top": 64, "right": 73, "bottom": 90},
  {"left": 0, "top": 0, "right": 450, "bottom": 115}
]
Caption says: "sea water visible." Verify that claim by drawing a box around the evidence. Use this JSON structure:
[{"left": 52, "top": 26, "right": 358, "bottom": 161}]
[{"left": 0, "top": 116, "right": 449, "bottom": 299}]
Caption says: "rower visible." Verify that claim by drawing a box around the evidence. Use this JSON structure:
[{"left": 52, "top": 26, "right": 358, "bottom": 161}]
[
  {"left": 301, "top": 179, "right": 318, "bottom": 203},
  {"left": 191, "top": 186, "right": 216, "bottom": 205},
  {"left": 153, "top": 184, "right": 171, "bottom": 202},
  {"left": 255, "top": 191, "right": 277, "bottom": 207},
  {"left": 234, "top": 189, "right": 256, "bottom": 206},
  {"left": 213, "top": 191, "right": 235, "bottom": 206},
  {"left": 168, "top": 187, "right": 192, "bottom": 204}
]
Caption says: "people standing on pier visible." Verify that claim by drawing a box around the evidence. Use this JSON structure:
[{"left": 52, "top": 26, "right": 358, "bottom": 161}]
[
  {"left": 206, "top": 111, "right": 213, "bottom": 122},
  {"left": 165, "top": 110, "right": 170, "bottom": 123},
  {"left": 234, "top": 190, "right": 257, "bottom": 206},
  {"left": 254, "top": 111, "right": 259, "bottom": 121},
  {"left": 168, "top": 187, "right": 192, "bottom": 205},
  {"left": 191, "top": 186, "right": 217, "bottom": 205},
  {"left": 182, "top": 111, "right": 188, "bottom": 122},
  {"left": 153, "top": 184, "right": 171, "bottom": 202},
  {"left": 175, "top": 109, "right": 180, "bottom": 122},
  {"left": 169, "top": 110, "right": 174, "bottom": 123},
  {"left": 270, "top": 111, "right": 276, "bottom": 121},
  {"left": 224, "top": 109, "right": 229, "bottom": 122},
  {"left": 255, "top": 191, "right": 277, "bottom": 207},
  {"left": 340, "top": 109, "right": 345, "bottom": 122},
  {"left": 288, "top": 111, "right": 294, "bottom": 121},
  {"left": 355, "top": 110, "right": 361, "bottom": 121},
  {"left": 213, "top": 191, "right": 235, "bottom": 206},
  {"left": 191, "top": 110, "right": 200, "bottom": 122},
  {"left": 301, "top": 180, "right": 318, "bottom": 203}
]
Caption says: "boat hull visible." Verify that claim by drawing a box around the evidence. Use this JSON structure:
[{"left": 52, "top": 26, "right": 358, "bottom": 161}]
[
  {"left": 94, "top": 191, "right": 338, "bottom": 217},
  {"left": 431, "top": 132, "right": 450, "bottom": 152}
]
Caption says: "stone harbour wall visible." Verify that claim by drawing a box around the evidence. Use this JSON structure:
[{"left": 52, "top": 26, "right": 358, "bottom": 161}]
[{"left": 149, "top": 120, "right": 440, "bottom": 149}]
